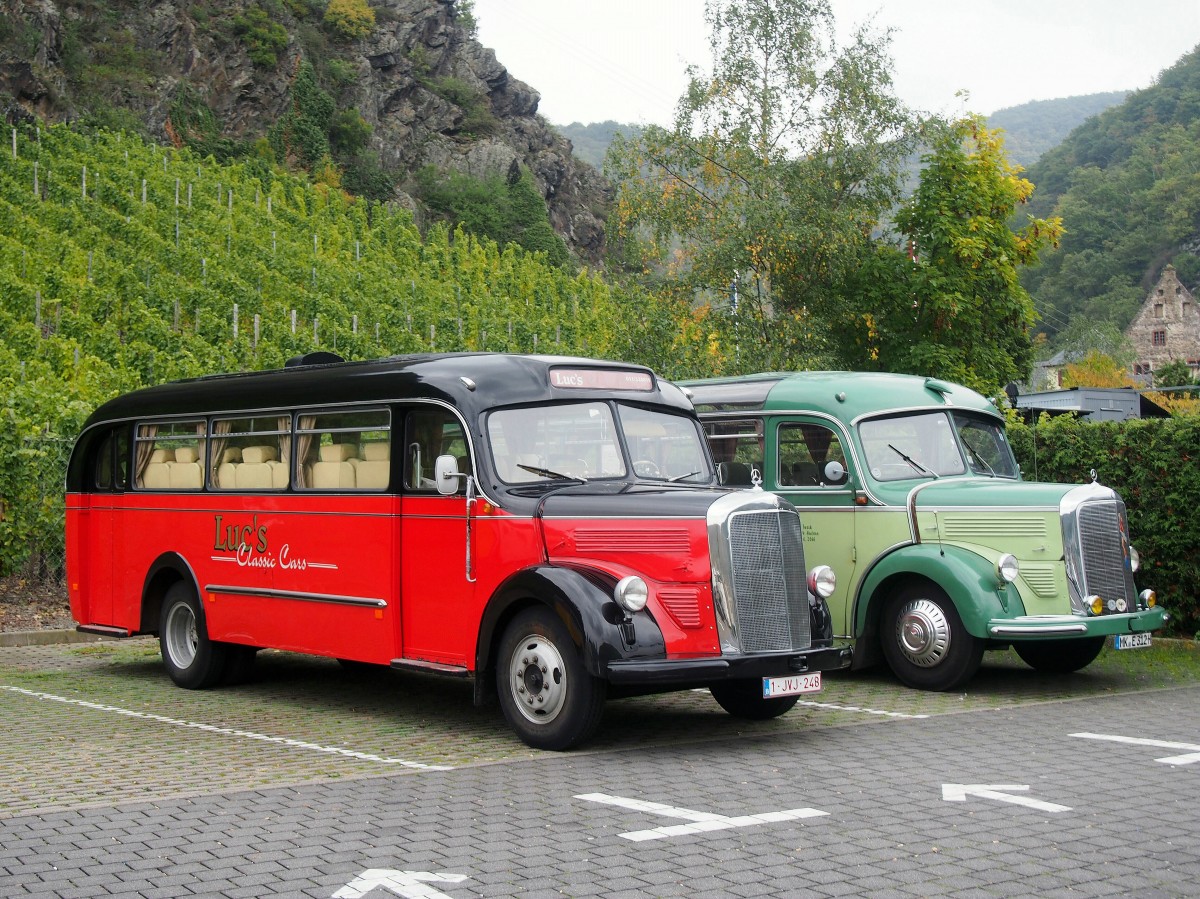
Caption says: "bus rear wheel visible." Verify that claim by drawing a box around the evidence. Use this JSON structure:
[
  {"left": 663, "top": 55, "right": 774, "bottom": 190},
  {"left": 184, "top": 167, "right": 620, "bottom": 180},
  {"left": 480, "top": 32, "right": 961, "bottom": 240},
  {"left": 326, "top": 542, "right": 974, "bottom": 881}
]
[
  {"left": 497, "top": 607, "right": 606, "bottom": 751},
  {"left": 1013, "top": 636, "right": 1105, "bottom": 673},
  {"left": 160, "top": 582, "right": 228, "bottom": 690},
  {"left": 710, "top": 679, "right": 800, "bottom": 720},
  {"left": 881, "top": 583, "right": 983, "bottom": 691}
]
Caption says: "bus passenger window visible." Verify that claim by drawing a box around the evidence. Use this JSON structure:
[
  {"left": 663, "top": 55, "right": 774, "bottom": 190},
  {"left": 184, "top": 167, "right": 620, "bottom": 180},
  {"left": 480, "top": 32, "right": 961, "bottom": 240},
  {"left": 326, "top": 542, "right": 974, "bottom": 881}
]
[
  {"left": 134, "top": 420, "right": 206, "bottom": 490},
  {"left": 210, "top": 416, "right": 290, "bottom": 490},
  {"left": 296, "top": 409, "right": 390, "bottom": 491},
  {"left": 406, "top": 410, "right": 470, "bottom": 492}
]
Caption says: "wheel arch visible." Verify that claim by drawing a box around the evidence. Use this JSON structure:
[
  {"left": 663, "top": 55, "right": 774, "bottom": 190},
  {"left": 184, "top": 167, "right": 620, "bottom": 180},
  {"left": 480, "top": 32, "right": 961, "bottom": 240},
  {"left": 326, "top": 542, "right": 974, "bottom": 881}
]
[
  {"left": 853, "top": 543, "right": 1013, "bottom": 665},
  {"left": 473, "top": 566, "right": 665, "bottom": 705},
  {"left": 140, "top": 552, "right": 201, "bottom": 635}
]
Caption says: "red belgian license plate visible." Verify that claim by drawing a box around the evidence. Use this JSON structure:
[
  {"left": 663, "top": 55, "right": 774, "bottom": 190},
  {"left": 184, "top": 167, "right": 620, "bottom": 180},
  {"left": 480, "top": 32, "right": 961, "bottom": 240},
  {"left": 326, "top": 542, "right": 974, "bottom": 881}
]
[{"left": 762, "top": 672, "right": 822, "bottom": 698}]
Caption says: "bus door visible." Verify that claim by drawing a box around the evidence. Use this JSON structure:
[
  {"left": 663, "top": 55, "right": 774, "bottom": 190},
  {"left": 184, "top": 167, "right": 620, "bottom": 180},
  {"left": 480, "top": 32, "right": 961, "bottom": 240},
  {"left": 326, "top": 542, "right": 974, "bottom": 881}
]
[
  {"left": 79, "top": 426, "right": 129, "bottom": 627},
  {"left": 773, "top": 418, "right": 859, "bottom": 637},
  {"left": 398, "top": 409, "right": 477, "bottom": 668}
]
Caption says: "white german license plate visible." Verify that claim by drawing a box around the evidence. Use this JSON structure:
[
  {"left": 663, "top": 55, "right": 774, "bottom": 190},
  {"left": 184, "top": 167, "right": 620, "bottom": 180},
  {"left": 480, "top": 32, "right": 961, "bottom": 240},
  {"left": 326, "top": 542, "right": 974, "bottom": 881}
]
[
  {"left": 1114, "top": 633, "right": 1152, "bottom": 650},
  {"left": 762, "top": 672, "right": 822, "bottom": 698}
]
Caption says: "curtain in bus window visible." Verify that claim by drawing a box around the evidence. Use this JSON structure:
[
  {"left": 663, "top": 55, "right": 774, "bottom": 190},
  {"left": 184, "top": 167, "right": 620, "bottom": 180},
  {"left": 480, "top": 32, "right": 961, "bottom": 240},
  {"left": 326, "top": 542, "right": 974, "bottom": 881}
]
[
  {"left": 296, "top": 415, "right": 317, "bottom": 487},
  {"left": 277, "top": 415, "right": 291, "bottom": 482},
  {"left": 133, "top": 424, "right": 158, "bottom": 487},
  {"left": 209, "top": 419, "right": 232, "bottom": 488}
]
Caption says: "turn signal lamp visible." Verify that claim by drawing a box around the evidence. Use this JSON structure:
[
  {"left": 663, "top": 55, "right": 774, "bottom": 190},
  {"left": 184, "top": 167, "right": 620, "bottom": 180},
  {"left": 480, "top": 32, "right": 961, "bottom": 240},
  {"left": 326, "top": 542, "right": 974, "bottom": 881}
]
[{"left": 1086, "top": 595, "right": 1104, "bottom": 616}]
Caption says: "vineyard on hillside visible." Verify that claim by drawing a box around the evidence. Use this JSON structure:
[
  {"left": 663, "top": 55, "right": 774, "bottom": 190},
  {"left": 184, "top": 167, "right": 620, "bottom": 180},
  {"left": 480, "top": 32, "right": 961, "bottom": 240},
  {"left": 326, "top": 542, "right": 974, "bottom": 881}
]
[{"left": 0, "top": 123, "right": 827, "bottom": 578}]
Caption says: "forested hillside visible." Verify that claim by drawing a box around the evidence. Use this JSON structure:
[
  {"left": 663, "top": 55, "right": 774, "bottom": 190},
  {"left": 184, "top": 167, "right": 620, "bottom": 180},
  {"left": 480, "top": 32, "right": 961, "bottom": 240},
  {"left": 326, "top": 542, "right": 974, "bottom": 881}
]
[
  {"left": 0, "top": 123, "right": 742, "bottom": 575},
  {"left": 1022, "top": 46, "right": 1200, "bottom": 339},
  {"left": 987, "top": 92, "right": 1127, "bottom": 168}
]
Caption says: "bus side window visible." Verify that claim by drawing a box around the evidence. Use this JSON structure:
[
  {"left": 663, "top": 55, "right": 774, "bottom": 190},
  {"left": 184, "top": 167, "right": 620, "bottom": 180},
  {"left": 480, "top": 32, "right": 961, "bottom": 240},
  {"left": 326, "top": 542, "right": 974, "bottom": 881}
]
[
  {"left": 93, "top": 430, "right": 115, "bottom": 491},
  {"left": 297, "top": 408, "right": 389, "bottom": 491},
  {"left": 134, "top": 421, "right": 205, "bottom": 490},
  {"left": 778, "top": 422, "right": 848, "bottom": 488},
  {"left": 405, "top": 410, "right": 470, "bottom": 492}
]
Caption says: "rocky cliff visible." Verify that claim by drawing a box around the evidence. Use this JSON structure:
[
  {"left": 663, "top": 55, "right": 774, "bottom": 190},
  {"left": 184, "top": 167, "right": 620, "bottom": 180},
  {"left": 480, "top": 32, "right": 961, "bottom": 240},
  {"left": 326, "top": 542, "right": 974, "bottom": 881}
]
[{"left": 0, "top": 0, "right": 609, "bottom": 261}]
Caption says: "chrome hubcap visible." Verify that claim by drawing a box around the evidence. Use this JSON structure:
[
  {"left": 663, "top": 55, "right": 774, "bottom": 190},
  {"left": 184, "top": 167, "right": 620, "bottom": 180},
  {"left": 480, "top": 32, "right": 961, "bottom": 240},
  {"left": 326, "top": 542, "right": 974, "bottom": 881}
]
[
  {"left": 165, "top": 602, "right": 198, "bottom": 668},
  {"left": 895, "top": 598, "right": 951, "bottom": 667},
  {"left": 508, "top": 634, "right": 567, "bottom": 725}
]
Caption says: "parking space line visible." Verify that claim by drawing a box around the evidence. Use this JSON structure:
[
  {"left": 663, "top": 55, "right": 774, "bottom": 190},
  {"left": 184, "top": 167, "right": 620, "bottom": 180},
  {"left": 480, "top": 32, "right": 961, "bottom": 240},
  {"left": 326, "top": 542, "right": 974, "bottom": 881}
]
[
  {"left": 795, "top": 699, "right": 929, "bottom": 719},
  {"left": 1, "top": 685, "right": 453, "bottom": 771}
]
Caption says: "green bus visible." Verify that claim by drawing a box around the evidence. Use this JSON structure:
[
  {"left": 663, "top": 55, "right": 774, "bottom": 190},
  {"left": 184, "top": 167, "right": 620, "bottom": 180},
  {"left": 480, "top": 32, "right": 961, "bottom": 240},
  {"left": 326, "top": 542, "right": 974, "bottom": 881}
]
[{"left": 682, "top": 371, "right": 1167, "bottom": 691}]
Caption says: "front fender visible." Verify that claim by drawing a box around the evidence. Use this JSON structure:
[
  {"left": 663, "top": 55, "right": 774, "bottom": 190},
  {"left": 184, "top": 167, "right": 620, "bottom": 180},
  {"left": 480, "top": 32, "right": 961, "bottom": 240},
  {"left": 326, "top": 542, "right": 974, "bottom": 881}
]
[
  {"left": 476, "top": 566, "right": 666, "bottom": 686},
  {"left": 854, "top": 543, "right": 1025, "bottom": 640}
]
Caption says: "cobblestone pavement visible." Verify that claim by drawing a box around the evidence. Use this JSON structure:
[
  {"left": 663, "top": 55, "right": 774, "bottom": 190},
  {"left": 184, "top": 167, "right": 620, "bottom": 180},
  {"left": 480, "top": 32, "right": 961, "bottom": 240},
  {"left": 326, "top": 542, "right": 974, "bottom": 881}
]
[{"left": 2, "top": 640, "right": 1199, "bottom": 897}]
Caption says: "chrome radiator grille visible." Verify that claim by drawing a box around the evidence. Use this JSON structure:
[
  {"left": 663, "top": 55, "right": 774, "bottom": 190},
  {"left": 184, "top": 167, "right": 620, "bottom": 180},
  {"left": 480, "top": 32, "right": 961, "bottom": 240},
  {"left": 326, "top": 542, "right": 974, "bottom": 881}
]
[
  {"left": 727, "top": 509, "right": 811, "bottom": 652},
  {"left": 1077, "top": 501, "right": 1135, "bottom": 609}
]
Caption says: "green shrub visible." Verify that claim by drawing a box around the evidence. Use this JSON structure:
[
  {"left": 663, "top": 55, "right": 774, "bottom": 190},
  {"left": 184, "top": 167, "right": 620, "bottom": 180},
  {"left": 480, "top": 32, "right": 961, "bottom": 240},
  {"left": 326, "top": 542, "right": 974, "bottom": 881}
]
[
  {"left": 323, "top": 0, "right": 375, "bottom": 41},
  {"left": 1008, "top": 414, "right": 1200, "bottom": 637}
]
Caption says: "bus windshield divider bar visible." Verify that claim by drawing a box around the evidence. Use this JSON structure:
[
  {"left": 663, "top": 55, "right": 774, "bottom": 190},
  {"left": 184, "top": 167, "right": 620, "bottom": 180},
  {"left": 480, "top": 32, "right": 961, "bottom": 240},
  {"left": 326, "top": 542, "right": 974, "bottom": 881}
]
[{"left": 204, "top": 585, "right": 387, "bottom": 608}]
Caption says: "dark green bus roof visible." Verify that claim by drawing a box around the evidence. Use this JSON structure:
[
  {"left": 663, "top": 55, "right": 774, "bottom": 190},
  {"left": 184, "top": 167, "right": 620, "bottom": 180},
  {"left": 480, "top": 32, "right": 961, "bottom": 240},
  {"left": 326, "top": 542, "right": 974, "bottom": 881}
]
[{"left": 680, "top": 371, "right": 1002, "bottom": 422}]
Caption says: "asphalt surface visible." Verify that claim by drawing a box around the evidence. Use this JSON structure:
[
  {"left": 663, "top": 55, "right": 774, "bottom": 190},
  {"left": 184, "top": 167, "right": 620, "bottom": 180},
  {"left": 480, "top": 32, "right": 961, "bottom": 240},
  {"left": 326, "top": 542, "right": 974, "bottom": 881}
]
[{"left": 2, "top": 638, "right": 1198, "bottom": 898}]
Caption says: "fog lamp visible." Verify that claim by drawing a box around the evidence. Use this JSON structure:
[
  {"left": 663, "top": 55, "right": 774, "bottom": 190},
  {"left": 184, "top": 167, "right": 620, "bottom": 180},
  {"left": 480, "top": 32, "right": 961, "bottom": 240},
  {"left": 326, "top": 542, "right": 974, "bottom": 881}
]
[
  {"left": 1140, "top": 589, "right": 1157, "bottom": 609},
  {"left": 807, "top": 565, "right": 836, "bottom": 600},
  {"left": 997, "top": 553, "right": 1019, "bottom": 583},
  {"left": 1086, "top": 594, "right": 1104, "bottom": 616},
  {"left": 614, "top": 576, "right": 649, "bottom": 613}
]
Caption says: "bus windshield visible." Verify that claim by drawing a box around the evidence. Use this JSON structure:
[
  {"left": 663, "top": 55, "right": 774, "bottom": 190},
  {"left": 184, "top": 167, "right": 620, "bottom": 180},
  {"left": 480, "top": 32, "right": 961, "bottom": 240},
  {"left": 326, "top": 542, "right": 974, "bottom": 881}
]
[
  {"left": 487, "top": 402, "right": 713, "bottom": 484},
  {"left": 859, "top": 412, "right": 1018, "bottom": 482}
]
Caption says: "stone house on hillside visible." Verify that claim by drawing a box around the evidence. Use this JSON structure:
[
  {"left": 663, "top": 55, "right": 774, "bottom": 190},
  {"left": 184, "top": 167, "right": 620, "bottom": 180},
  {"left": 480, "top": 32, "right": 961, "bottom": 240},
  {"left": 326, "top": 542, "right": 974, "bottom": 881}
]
[{"left": 1126, "top": 265, "right": 1200, "bottom": 381}]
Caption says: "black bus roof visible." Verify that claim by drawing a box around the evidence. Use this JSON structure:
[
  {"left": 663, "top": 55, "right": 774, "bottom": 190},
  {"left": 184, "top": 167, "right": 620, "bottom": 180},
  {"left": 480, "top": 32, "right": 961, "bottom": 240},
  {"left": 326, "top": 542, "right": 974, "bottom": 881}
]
[{"left": 78, "top": 353, "right": 689, "bottom": 428}]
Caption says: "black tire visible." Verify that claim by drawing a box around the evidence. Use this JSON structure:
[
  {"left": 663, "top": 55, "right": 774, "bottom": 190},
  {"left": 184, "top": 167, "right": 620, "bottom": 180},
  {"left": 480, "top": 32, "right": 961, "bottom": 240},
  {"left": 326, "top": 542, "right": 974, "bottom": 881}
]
[
  {"left": 159, "top": 582, "right": 229, "bottom": 690},
  {"left": 496, "top": 607, "right": 607, "bottom": 751},
  {"left": 221, "top": 645, "right": 259, "bottom": 686},
  {"left": 1013, "top": 636, "right": 1105, "bottom": 673},
  {"left": 880, "top": 583, "right": 984, "bottom": 691},
  {"left": 709, "top": 679, "right": 801, "bottom": 720}
]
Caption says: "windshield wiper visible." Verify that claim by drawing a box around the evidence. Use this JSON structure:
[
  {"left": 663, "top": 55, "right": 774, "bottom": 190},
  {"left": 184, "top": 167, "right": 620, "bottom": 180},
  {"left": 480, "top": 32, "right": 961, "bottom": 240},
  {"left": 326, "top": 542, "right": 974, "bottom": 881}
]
[
  {"left": 888, "top": 444, "right": 938, "bottom": 479},
  {"left": 517, "top": 463, "right": 587, "bottom": 482},
  {"left": 959, "top": 435, "right": 996, "bottom": 476},
  {"left": 667, "top": 470, "right": 702, "bottom": 483}
]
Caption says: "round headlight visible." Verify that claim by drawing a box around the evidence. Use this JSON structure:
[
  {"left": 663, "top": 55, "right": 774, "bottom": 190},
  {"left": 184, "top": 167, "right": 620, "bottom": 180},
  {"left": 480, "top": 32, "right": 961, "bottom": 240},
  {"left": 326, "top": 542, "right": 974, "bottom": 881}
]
[
  {"left": 997, "top": 553, "right": 1019, "bottom": 583},
  {"left": 1129, "top": 545, "right": 1140, "bottom": 573},
  {"left": 807, "top": 565, "right": 836, "bottom": 599},
  {"left": 614, "top": 575, "right": 648, "bottom": 613}
]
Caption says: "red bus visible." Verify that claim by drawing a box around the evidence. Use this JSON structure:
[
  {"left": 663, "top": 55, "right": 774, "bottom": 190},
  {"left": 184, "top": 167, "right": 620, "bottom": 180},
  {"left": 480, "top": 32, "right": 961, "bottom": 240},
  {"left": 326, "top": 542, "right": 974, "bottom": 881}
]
[{"left": 66, "top": 353, "right": 849, "bottom": 749}]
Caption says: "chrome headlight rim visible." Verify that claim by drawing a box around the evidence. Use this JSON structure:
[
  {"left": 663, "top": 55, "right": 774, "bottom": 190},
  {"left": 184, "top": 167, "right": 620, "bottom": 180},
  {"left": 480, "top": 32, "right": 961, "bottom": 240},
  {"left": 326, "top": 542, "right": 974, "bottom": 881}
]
[
  {"left": 807, "top": 564, "right": 836, "bottom": 601},
  {"left": 614, "top": 575, "right": 649, "bottom": 614},
  {"left": 997, "top": 553, "right": 1020, "bottom": 583}
]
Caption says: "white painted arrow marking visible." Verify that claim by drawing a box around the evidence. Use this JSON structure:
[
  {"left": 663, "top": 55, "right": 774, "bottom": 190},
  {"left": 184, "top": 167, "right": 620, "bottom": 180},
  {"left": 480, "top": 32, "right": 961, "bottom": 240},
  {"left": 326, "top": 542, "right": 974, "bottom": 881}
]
[
  {"left": 332, "top": 868, "right": 467, "bottom": 899},
  {"left": 942, "top": 784, "right": 1070, "bottom": 813},
  {"left": 576, "top": 791, "right": 828, "bottom": 841},
  {"left": 1072, "top": 732, "right": 1200, "bottom": 765}
]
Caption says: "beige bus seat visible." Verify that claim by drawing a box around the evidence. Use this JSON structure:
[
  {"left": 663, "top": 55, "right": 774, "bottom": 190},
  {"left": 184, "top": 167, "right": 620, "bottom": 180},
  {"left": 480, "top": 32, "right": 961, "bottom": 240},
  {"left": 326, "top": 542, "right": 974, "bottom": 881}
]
[
  {"left": 236, "top": 445, "right": 279, "bottom": 490},
  {"left": 312, "top": 443, "right": 358, "bottom": 489},
  {"left": 216, "top": 447, "right": 242, "bottom": 489},
  {"left": 143, "top": 448, "right": 174, "bottom": 489},
  {"left": 168, "top": 445, "right": 203, "bottom": 489},
  {"left": 356, "top": 442, "right": 390, "bottom": 489}
]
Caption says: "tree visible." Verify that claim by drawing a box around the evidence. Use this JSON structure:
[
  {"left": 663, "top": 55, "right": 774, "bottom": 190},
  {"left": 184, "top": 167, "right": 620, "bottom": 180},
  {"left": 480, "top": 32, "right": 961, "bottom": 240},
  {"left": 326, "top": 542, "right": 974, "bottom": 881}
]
[
  {"left": 606, "top": 0, "right": 915, "bottom": 370},
  {"left": 840, "top": 117, "right": 1064, "bottom": 394},
  {"left": 1060, "top": 350, "right": 1139, "bottom": 388}
]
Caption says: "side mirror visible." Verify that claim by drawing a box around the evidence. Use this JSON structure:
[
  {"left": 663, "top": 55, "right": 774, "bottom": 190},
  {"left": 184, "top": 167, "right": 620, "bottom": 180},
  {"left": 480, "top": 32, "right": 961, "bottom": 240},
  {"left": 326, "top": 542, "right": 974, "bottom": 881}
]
[
  {"left": 823, "top": 460, "right": 846, "bottom": 484},
  {"left": 434, "top": 454, "right": 462, "bottom": 495}
]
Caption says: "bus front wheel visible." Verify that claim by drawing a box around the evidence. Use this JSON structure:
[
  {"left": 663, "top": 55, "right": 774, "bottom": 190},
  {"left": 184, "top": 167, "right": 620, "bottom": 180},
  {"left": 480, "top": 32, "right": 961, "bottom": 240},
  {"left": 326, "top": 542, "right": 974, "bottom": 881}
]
[
  {"left": 880, "top": 583, "right": 983, "bottom": 691},
  {"left": 710, "top": 679, "right": 800, "bottom": 719},
  {"left": 160, "top": 582, "right": 228, "bottom": 690},
  {"left": 1013, "top": 636, "right": 1105, "bottom": 673},
  {"left": 497, "top": 607, "right": 606, "bottom": 750}
]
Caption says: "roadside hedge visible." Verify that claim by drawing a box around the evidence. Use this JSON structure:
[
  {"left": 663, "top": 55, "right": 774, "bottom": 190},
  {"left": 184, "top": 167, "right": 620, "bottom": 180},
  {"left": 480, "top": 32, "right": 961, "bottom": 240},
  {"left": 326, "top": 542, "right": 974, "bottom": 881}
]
[{"left": 1007, "top": 414, "right": 1200, "bottom": 638}]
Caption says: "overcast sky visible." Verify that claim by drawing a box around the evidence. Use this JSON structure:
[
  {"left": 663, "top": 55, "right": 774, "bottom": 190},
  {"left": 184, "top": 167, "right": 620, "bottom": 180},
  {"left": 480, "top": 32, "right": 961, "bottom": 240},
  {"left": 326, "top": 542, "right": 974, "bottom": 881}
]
[{"left": 471, "top": 0, "right": 1200, "bottom": 126}]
